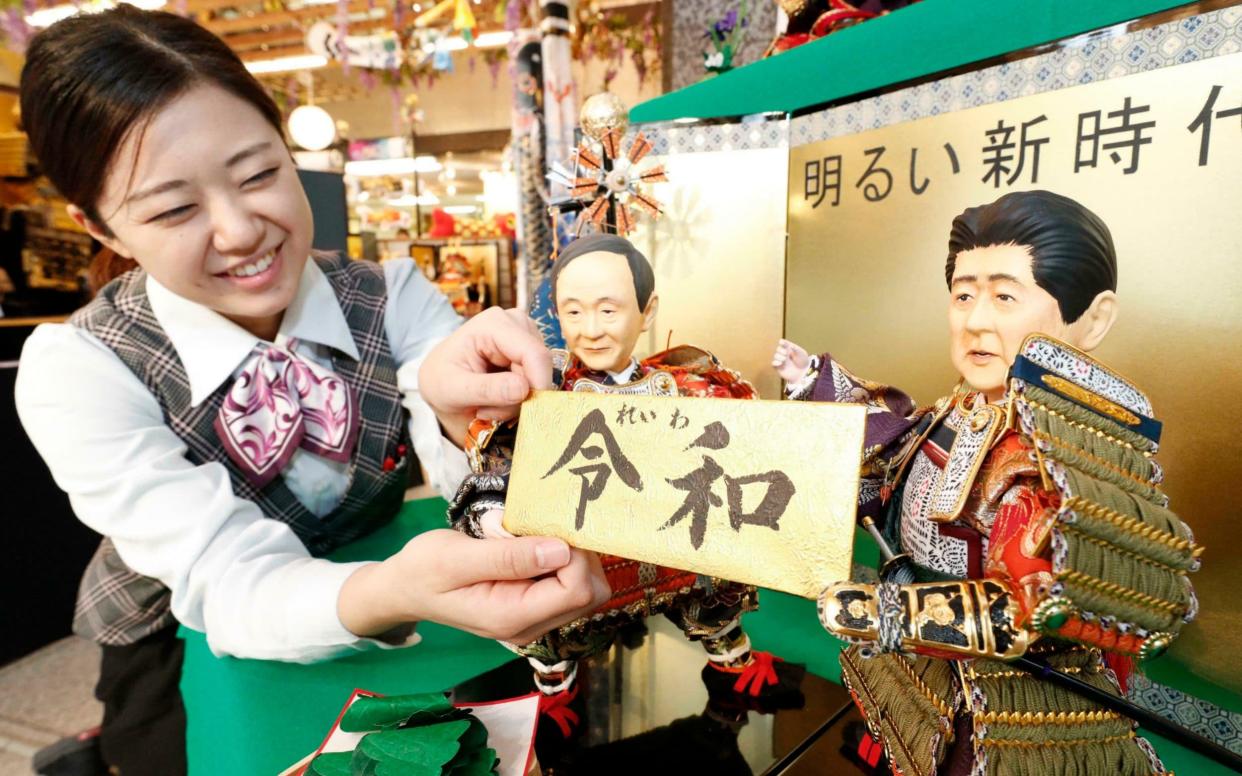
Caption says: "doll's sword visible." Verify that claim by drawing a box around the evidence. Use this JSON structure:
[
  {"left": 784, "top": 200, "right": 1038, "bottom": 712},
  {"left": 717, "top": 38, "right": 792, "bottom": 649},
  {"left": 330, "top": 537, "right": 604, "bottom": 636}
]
[{"left": 862, "top": 522, "right": 1242, "bottom": 772}]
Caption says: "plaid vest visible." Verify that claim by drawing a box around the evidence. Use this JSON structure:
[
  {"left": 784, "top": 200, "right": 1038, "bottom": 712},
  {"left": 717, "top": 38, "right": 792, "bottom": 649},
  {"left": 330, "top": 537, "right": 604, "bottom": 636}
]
[{"left": 68, "top": 255, "right": 411, "bottom": 646}]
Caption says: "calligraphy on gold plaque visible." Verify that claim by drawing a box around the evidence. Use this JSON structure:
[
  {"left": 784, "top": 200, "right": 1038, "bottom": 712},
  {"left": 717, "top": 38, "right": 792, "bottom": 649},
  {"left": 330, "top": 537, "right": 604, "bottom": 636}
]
[{"left": 503, "top": 391, "right": 865, "bottom": 599}]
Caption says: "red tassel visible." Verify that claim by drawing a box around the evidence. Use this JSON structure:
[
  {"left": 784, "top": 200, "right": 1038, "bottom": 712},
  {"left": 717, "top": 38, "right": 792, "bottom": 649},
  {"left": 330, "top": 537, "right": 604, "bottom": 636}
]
[
  {"left": 1104, "top": 652, "right": 1135, "bottom": 694},
  {"left": 858, "top": 732, "right": 883, "bottom": 766},
  {"left": 537, "top": 685, "right": 580, "bottom": 738},
  {"left": 732, "top": 651, "right": 781, "bottom": 696}
]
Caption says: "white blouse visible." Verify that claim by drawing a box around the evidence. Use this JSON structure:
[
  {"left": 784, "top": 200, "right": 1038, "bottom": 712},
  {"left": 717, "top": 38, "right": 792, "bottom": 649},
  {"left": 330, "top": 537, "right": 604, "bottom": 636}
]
[{"left": 15, "top": 258, "right": 470, "bottom": 662}]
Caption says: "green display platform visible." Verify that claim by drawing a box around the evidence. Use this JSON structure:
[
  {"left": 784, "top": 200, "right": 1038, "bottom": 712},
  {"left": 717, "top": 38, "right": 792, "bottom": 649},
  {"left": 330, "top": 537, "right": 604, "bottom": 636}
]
[
  {"left": 632, "top": 0, "right": 1193, "bottom": 122},
  {"left": 180, "top": 502, "right": 514, "bottom": 774},
  {"left": 180, "top": 498, "right": 1237, "bottom": 774}
]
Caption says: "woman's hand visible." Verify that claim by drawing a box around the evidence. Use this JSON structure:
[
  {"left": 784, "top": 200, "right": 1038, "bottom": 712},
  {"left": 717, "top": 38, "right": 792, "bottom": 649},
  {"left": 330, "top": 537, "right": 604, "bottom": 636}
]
[
  {"left": 418, "top": 307, "right": 552, "bottom": 445},
  {"left": 771, "top": 338, "right": 811, "bottom": 384},
  {"left": 339, "top": 530, "right": 609, "bottom": 645}
]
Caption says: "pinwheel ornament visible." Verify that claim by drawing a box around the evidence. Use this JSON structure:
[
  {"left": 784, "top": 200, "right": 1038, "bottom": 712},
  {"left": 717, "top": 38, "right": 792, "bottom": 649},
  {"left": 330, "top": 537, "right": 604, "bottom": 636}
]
[{"left": 565, "top": 128, "right": 668, "bottom": 237}]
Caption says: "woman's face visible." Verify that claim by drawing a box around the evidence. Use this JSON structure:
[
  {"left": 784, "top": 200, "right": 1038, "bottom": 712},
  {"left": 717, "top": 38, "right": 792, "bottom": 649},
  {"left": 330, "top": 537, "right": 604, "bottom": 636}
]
[{"left": 81, "top": 83, "right": 312, "bottom": 340}]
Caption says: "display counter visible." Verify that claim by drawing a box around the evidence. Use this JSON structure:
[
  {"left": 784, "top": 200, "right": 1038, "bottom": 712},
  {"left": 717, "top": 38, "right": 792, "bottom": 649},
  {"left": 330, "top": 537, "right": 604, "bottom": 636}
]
[{"left": 179, "top": 499, "right": 1236, "bottom": 775}]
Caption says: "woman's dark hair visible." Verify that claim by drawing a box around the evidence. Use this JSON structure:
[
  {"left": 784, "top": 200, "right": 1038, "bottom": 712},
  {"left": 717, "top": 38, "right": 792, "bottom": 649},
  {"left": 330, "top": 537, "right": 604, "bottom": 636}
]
[
  {"left": 20, "top": 6, "right": 284, "bottom": 287},
  {"left": 550, "top": 233, "right": 655, "bottom": 310},
  {"left": 946, "top": 190, "right": 1117, "bottom": 324}
]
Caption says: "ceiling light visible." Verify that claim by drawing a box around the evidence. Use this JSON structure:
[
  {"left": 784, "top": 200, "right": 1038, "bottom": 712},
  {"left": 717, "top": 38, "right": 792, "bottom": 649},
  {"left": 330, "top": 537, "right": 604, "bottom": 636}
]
[
  {"left": 386, "top": 193, "right": 441, "bottom": 206},
  {"left": 287, "top": 105, "right": 336, "bottom": 151},
  {"left": 246, "top": 55, "right": 329, "bottom": 75},
  {"left": 25, "top": 0, "right": 164, "bottom": 27},
  {"left": 344, "top": 156, "right": 441, "bottom": 176},
  {"left": 473, "top": 31, "right": 513, "bottom": 48}
]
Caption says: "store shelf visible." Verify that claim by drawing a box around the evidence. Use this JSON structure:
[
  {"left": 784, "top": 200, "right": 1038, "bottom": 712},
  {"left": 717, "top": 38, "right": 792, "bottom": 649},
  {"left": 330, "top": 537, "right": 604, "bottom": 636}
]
[{"left": 631, "top": 0, "right": 1196, "bottom": 122}]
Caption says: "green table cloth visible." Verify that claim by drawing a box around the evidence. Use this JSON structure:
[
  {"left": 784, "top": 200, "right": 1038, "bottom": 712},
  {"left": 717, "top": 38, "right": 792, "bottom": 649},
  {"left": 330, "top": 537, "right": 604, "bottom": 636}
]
[{"left": 180, "top": 499, "right": 1239, "bottom": 774}]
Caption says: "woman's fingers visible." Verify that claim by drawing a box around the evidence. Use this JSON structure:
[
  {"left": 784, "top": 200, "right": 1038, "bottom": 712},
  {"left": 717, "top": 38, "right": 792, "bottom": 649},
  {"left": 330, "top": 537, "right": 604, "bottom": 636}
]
[
  {"left": 419, "top": 307, "right": 552, "bottom": 423},
  {"left": 501, "top": 549, "right": 611, "bottom": 644},
  {"left": 434, "top": 532, "right": 574, "bottom": 588}
]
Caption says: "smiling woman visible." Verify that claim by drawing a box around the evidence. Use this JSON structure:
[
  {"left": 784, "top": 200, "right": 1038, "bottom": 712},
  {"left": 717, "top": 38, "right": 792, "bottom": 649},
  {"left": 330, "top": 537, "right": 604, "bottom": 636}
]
[
  {"left": 76, "top": 88, "right": 313, "bottom": 341},
  {"left": 12, "top": 7, "right": 608, "bottom": 776}
]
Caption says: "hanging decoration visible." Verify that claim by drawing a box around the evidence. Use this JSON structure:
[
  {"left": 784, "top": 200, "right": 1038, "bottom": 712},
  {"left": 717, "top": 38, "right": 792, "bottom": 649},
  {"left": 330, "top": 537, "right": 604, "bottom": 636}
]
[
  {"left": 413, "top": 0, "right": 478, "bottom": 42},
  {"left": 539, "top": 0, "right": 575, "bottom": 200},
  {"left": 571, "top": 1, "right": 660, "bottom": 91},
  {"left": 507, "top": 28, "right": 554, "bottom": 313},
  {"left": 306, "top": 21, "right": 403, "bottom": 71},
  {"left": 0, "top": 5, "right": 32, "bottom": 53}
]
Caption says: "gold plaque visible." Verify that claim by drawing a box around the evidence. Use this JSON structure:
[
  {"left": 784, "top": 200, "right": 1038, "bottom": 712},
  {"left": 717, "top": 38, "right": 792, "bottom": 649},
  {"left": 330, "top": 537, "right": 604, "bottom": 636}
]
[{"left": 503, "top": 391, "right": 865, "bottom": 599}]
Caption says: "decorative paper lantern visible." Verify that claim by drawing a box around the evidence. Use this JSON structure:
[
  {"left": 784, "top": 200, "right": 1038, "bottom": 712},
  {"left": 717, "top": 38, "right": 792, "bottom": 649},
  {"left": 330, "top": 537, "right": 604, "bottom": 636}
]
[{"left": 288, "top": 105, "right": 336, "bottom": 151}]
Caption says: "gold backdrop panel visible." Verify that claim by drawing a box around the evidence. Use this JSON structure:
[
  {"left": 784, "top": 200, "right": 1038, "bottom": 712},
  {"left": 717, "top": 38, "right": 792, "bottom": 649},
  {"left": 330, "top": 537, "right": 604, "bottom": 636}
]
[
  {"left": 628, "top": 144, "right": 789, "bottom": 399},
  {"left": 503, "top": 391, "right": 864, "bottom": 598},
  {"left": 787, "top": 53, "right": 1242, "bottom": 688}
]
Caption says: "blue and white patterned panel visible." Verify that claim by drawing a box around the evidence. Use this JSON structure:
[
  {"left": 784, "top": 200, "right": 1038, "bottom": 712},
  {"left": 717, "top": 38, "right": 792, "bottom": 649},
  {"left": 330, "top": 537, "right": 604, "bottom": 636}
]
[
  {"left": 1128, "top": 672, "right": 1242, "bottom": 755},
  {"left": 639, "top": 116, "right": 791, "bottom": 156},
  {"left": 636, "top": 6, "right": 1242, "bottom": 155}
]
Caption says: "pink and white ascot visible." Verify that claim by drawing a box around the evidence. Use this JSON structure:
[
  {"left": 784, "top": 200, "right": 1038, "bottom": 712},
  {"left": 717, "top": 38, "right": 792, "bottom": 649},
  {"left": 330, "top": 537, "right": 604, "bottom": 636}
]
[{"left": 214, "top": 338, "right": 361, "bottom": 487}]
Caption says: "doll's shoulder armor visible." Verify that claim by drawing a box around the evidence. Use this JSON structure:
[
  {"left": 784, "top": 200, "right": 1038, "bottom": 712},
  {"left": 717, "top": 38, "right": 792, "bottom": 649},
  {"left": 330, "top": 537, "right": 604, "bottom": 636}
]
[
  {"left": 642, "top": 345, "right": 757, "bottom": 399},
  {"left": 1007, "top": 334, "right": 1200, "bottom": 660}
]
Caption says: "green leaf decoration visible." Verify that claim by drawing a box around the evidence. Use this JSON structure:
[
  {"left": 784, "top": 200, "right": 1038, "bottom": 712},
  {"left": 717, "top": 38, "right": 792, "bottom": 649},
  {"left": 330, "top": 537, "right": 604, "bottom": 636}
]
[
  {"left": 349, "top": 745, "right": 381, "bottom": 776},
  {"left": 454, "top": 718, "right": 488, "bottom": 754},
  {"left": 307, "top": 751, "right": 353, "bottom": 776},
  {"left": 400, "top": 707, "right": 472, "bottom": 730},
  {"left": 447, "top": 747, "right": 499, "bottom": 776},
  {"left": 358, "top": 721, "right": 469, "bottom": 768},
  {"left": 341, "top": 694, "right": 454, "bottom": 732}
]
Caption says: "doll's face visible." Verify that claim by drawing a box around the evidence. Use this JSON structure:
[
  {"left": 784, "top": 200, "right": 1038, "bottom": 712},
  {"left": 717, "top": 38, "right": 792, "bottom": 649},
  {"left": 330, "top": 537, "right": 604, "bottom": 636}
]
[
  {"left": 77, "top": 84, "right": 312, "bottom": 341},
  {"left": 948, "top": 243, "right": 1083, "bottom": 402},
  {"left": 555, "top": 250, "right": 657, "bottom": 374}
]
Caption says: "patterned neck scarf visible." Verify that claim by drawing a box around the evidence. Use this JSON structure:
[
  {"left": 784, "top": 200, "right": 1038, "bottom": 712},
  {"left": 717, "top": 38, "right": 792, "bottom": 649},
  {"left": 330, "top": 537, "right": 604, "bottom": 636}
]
[{"left": 214, "top": 339, "right": 360, "bottom": 487}]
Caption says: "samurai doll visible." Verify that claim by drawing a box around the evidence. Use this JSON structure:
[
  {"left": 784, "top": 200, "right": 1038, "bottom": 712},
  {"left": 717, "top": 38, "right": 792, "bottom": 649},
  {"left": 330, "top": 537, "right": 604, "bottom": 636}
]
[
  {"left": 773, "top": 191, "right": 1199, "bottom": 775},
  {"left": 450, "top": 234, "right": 793, "bottom": 729}
]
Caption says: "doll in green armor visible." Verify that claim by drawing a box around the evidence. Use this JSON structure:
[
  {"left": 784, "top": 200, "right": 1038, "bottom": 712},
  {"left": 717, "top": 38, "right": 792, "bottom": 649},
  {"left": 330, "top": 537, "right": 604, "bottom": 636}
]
[{"left": 773, "top": 190, "right": 1200, "bottom": 776}]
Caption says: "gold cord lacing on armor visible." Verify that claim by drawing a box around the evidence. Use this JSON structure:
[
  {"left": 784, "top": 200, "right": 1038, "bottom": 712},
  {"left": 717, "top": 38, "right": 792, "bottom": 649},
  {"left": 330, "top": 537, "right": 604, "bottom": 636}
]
[
  {"left": 1057, "top": 569, "right": 1187, "bottom": 615},
  {"left": 1032, "top": 431, "right": 1161, "bottom": 494},
  {"left": 1025, "top": 399, "right": 1152, "bottom": 457},
  {"left": 980, "top": 733, "right": 1136, "bottom": 748},
  {"left": 1064, "top": 497, "right": 1199, "bottom": 556},
  {"left": 893, "top": 651, "right": 954, "bottom": 719},
  {"left": 1062, "top": 524, "right": 1189, "bottom": 576},
  {"left": 976, "top": 710, "right": 1123, "bottom": 726}
]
